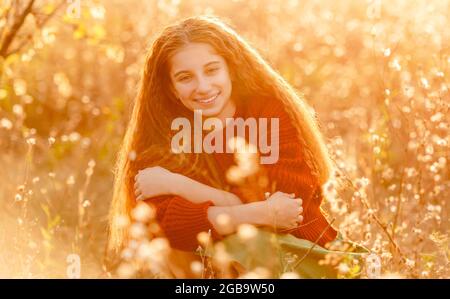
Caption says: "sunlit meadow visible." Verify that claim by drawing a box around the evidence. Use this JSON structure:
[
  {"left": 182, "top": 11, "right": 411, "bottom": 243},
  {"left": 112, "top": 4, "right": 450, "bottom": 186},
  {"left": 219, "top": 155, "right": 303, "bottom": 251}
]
[{"left": 0, "top": 0, "right": 448, "bottom": 278}]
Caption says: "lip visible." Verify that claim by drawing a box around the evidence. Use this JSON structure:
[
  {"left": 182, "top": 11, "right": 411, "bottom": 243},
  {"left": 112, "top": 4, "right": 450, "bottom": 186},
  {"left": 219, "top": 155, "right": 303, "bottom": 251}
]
[{"left": 194, "top": 92, "right": 220, "bottom": 104}]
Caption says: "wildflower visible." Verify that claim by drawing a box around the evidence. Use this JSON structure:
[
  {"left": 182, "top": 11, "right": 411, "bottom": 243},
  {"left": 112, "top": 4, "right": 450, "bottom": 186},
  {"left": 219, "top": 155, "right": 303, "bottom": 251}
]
[
  {"left": 131, "top": 202, "right": 155, "bottom": 223},
  {"left": 90, "top": 5, "right": 106, "bottom": 19},
  {"left": 69, "top": 132, "right": 80, "bottom": 142},
  {"left": 190, "top": 261, "right": 204, "bottom": 276},
  {"left": 215, "top": 213, "right": 233, "bottom": 233},
  {"left": 129, "top": 222, "right": 147, "bottom": 239},
  {"left": 13, "top": 79, "right": 27, "bottom": 96},
  {"left": 355, "top": 177, "right": 369, "bottom": 189},
  {"left": 389, "top": 58, "right": 401, "bottom": 71},
  {"left": 337, "top": 262, "right": 350, "bottom": 274},
  {"left": 26, "top": 137, "right": 36, "bottom": 145},
  {"left": 85, "top": 168, "right": 94, "bottom": 177},
  {"left": 430, "top": 112, "right": 443, "bottom": 122},
  {"left": 420, "top": 77, "right": 430, "bottom": 89},
  {"left": 404, "top": 167, "right": 418, "bottom": 177},
  {"left": 117, "top": 263, "right": 136, "bottom": 278},
  {"left": 197, "top": 231, "right": 211, "bottom": 247},
  {"left": 13, "top": 104, "right": 24, "bottom": 116},
  {"left": 88, "top": 159, "right": 96, "bottom": 168},
  {"left": 405, "top": 259, "right": 415, "bottom": 268},
  {"left": 15, "top": 194, "right": 23, "bottom": 202},
  {"left": 136, "top": 240, "right": 153, "bottom": 261},
  {"left": 0, "top": 118, "right": 13, "bottom": 130},
  {"left": 48, "top": 136, "right": 56, "bottom": 145},
  {"left": 237, "top": 224, "right": 258, "bottom": 241}
]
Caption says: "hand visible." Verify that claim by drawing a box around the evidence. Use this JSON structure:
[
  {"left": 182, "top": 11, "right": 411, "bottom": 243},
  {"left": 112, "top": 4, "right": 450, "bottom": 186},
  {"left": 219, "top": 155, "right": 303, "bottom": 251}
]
[
  {"left": 263, "top": 191, "right": 303, "bottom": 230},
  {"left": 134, "top": 166, "right": 176, "bottom": 201}
]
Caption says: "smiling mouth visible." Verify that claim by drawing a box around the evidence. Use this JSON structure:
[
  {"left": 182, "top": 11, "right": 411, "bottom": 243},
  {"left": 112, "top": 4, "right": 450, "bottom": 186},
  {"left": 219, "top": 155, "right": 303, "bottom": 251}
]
[{"left": 194, "top": 92, "right": 220, "bottom": 104}]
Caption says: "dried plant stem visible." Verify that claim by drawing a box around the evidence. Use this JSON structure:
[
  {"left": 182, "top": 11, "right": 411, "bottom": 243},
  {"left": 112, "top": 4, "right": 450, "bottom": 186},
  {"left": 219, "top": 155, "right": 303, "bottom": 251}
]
[
  {"left": 292, "top": 218, "right": 336, "bottom": 270},
  {"left": 360, "top": 196, "right": 405, "bottom": 260},
  {"left": 391, "top": 169, "right": 405, "bottom": 242}
]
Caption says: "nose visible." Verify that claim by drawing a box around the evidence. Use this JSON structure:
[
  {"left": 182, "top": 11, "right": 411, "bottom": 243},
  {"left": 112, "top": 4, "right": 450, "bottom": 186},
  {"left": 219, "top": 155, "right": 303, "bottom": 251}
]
[{"left": 195, "top": 75, "right": 212, "bottom": 94}]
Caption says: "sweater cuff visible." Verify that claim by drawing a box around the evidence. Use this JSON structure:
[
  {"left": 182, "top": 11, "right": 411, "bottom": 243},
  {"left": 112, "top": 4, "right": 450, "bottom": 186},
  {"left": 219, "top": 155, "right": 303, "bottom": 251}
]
[{"left": 160, "top": 196, "right": 223, "bottom": 251}]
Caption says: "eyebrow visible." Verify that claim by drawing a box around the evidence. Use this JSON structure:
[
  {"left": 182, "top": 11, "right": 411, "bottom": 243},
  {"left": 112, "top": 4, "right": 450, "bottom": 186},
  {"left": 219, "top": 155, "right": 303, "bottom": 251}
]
[{"left": 173, "top": 61, "right": 221, "bottom": 78}]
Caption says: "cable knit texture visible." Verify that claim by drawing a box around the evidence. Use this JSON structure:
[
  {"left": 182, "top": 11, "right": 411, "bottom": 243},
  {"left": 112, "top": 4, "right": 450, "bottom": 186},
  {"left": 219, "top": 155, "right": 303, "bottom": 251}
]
[{"left": 144, "top": 96, "right": 337, "bottom": 251}]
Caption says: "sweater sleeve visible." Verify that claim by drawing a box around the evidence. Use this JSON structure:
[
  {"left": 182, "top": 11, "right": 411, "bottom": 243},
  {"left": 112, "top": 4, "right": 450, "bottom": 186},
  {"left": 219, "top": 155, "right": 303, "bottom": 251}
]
[
  {"left": 258, "top": 98, "right": 338, "bottom": 247},
  {"left": 144, "top": 195, "right": 224, "bottom": 251}
]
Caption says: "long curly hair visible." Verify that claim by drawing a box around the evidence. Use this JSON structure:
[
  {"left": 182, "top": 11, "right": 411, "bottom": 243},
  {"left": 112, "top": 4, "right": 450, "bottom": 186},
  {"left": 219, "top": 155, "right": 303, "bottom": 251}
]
[{"left": 106, "top": 15, "right": 334, "bottom": 260}]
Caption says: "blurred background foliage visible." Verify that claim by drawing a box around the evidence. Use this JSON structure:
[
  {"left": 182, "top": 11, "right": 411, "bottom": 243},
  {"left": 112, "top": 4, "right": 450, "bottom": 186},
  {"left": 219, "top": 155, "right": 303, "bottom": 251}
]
[{"left": 0, "top": 0, "right": 448, "bottom": 277}]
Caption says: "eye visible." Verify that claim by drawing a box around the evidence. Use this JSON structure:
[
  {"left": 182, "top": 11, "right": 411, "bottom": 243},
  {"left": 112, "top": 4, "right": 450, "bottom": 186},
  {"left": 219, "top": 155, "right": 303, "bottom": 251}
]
[
  {"left": 206, "top": 67, "right": 219, "bottom": 75},
  {"left": 178, "top": 75, "right": 192, "bottom": 82}
]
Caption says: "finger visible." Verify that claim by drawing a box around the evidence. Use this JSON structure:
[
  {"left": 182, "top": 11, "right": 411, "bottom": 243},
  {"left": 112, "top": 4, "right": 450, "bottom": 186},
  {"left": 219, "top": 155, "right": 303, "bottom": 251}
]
[
  {"left": 289, "top": 193, "right": 295, "bottom": 198},
  {"left": 298, "top": 206, "right": 303, "bottom": 215},
  {"left": 264, "top": 192, "right": 270, "bottom": 199},
  {"left": 295, "top": 198, "right": 302, "bottom": 206},
  {"left": 297, "top": 215, "right": 304, "bottom": 223},
  {"left": 136, "top": 194, "right": 144, "bottom": 201},
  {"left": 134, "top": 173, "right": 139, "bottom": 181}
]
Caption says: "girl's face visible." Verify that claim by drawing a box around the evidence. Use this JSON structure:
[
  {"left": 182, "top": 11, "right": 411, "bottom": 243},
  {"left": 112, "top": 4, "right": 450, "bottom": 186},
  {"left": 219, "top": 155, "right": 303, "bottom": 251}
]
[{"left": 169, "top": 42, "right": 235, "bottom": 118}]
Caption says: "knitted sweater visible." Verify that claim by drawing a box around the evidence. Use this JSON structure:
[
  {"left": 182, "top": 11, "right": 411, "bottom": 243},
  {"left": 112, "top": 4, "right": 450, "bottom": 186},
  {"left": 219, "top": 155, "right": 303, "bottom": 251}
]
[{"left": 145, "top": 96, "right": 338, "bottom": 251}]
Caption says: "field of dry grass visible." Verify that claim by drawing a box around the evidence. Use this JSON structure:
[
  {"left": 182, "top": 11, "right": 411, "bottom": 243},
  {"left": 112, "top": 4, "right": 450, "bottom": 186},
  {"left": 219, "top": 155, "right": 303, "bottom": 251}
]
[{"left": 0, "top": 0, "right": 448, "bottom": 278}]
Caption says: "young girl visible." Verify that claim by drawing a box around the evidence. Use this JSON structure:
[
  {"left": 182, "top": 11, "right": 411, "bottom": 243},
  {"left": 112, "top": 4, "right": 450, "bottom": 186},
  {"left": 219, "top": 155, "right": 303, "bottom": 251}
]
[{"left": 107, "top": 16, "right": 358, "bottom": 278}]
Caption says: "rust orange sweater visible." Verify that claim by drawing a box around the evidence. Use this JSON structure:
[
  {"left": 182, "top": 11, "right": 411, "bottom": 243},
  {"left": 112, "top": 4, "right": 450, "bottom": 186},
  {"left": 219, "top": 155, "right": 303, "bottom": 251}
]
[{"left": 145, "top": 96, "right": 338, "bottom": 251}]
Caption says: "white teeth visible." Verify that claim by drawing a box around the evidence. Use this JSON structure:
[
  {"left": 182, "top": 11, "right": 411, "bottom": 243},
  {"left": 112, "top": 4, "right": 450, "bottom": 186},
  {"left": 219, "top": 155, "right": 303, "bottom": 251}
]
[{"left": 196, "top": 93, "right": 219, "bottom": 103}]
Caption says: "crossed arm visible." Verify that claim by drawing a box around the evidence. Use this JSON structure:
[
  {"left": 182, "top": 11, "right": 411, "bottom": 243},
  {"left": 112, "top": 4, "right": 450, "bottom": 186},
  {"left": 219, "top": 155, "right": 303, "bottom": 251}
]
[{"left": 134, "top": 166, "right": 303, "bottom": 236}]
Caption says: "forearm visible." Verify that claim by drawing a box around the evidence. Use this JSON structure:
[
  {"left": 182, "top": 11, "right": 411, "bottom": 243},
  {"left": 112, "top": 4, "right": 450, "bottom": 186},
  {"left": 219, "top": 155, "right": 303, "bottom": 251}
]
[
  {"left": 207, "top": 201, "right": 269, "bottom": 235},
  {"left": 171, "top": 173, "right": 239, "bottom": 206}
]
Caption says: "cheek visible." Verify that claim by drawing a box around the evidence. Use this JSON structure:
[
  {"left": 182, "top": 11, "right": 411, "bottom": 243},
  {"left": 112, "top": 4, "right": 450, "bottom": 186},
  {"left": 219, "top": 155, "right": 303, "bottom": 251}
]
[
  {"left": 215, "top": 70, "right": 232, "bottom": 91},
  {"left": 173, "top": 83, "right": 193, "bottom": 100}
]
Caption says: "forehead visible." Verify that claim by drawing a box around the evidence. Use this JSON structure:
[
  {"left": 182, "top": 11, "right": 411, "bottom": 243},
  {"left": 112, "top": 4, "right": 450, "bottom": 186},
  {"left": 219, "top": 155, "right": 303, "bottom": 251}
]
[{"left": 169, "top": 43, "right": 224, "bottom": 74}]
